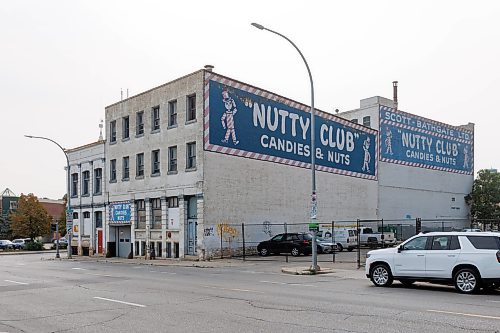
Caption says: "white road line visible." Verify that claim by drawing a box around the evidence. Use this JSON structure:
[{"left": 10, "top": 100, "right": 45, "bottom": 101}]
[
  {"left": 93, "top": 297, "right": 146, "bottom": 308},
  {"left": 4, "top": 280, "right": 28, "bottom": 285},
  {"left": 86, "top": 273, "right": 113, "bottom": 277},
  {"left": 487, "top": 300, "right": 500, "bottom": 303},
  {"left": 428, "top": 309, "right": 500, "bottom": 320},
  {"left": 72, "top": 267, "right": 87, "bottom": 270},
  {"left": 160, "top": 272, "right": 177, "bottom": 275}
]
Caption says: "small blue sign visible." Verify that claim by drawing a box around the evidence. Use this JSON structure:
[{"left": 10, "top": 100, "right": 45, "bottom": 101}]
[
  {"left": 109, "top": 202, "right": 131, "bottom": 224},
  {"left": 379, "top": 106, "right": 473, "bottom": 174},
  {"left": 206, "top": 79, "right": 377, "bottom": 179}
]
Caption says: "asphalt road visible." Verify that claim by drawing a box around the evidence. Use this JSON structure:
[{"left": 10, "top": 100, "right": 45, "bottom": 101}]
[{"left": 0, "top": 253, "right": 499, "bottom": 333}]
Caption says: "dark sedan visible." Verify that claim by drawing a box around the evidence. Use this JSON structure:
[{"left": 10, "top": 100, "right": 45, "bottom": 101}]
[{"left": 257, "top": 233, "right": 312, "bottom": 257}]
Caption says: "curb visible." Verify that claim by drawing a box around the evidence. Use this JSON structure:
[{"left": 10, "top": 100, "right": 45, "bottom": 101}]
[{"left": 281, "top": 266, "right": 335, "bottom": 275}]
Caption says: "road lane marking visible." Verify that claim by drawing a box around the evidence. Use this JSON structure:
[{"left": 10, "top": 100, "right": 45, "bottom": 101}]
[
  {"left": 4, "top": 280, "right": 28, "bottom": 285},
  {"left": 487, "top": 300, "right": 500, "bottom": 303},
  {"left": 428, "top": 310, "right": 500, "bottom": 320},
  {"left": 72, "top": 267, "right": 87, "bottom": 270},
  {"left": 86, "top": 273, "right": 113, "bottom": 277},
  {"left": 201, "top": 285, "right": 265, "bottom": 294},
  {"left": 93, "top": 297, "right": 146, "bottom": 308}
]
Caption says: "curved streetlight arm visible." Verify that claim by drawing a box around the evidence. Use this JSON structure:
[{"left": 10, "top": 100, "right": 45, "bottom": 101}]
[
  {"left": 251, "top": 23, "right": 318, "bottom": 271},
  {"left": 25, "top": 134, "right": 72, "bottom": 258},
  {"left": 24, "top": 135, "right": 69, "bottom": 164}
]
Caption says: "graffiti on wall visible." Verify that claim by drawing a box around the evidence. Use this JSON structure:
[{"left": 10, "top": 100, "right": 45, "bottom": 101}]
[
  {"left": 262, "top": 221, "right": 273, "bottom": 237},
  {"left": 204, "top": 226, "right": 215, "bottom": 237},
  {"left": 216, "top": 223, "right": 240, "bottom": 241}
]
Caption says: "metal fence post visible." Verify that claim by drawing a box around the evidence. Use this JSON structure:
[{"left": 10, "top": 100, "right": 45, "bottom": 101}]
[
  {"left": 381, "top": 219, "right": 384, "bottom": 247},
  {"left": 331, "top": 220, "right": 335, "bottom": 263},
  {"left": 357, "top": 219, "right": 361, "bottom": 269},
  {"left": 220, "top": 225, "right": 223, "bottom": 259},
  {"left": 284, "top": 223, "right": 288, "bottom": 263},
  {"left": 242, "top": 222, "right": 245, "bottom": 261}
]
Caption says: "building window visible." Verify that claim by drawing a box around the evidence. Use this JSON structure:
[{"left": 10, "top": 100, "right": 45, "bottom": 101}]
[
  {"left": 110, "top": 159, "right": 117, "bottom": 182},
  {"left": 71, "top": 173, "right": 78, "bottom": 197},
  {"left": 186, "top": 94, "right": 196, "bottom": 122},
  {"left": 351, "top": 118, "right": 358, "bottom": 124},
  {"left": 122, "top": 116, "right": 130, "bottom": 139},
  {"left": 9, "top": 201, "right": 18, "bottom": 210},
  {"left": 186, "top": 142, "right": 196, "bottom": 169},
  {"left": 135, "top": 199, "right": 146, "bottom": 229},
  {"left": 168, "top": 100, "right": 177, "bottom": 127},
  {"left": 123, "top": 156, "right": 130, "bottom": 180},
  {"left": 136, "top": 111, "right": 144, "bottom": 136},
  {"left": 151, "top": 198, "right": 162, "bottom": 229},
  {"left": 151, "top": 150, "right": 160, "bottom": 175},
  {"left": 94, "top": 168, "right": 102, "bottom": 194},
  {"left": 110, "top": 120, "right": 117, "bottom": 143},
  {"left": 83, "top": 211, "right": 90, "bottom": 219},
  {"left": 152, "top": 106, "right": 160, "bottom": 131},
  {"left": 95, "top": 211, "right": 103, "bottom": 228},
  {"left": 168, "top": 197, "right": 179, "bottom": 208},
  {"left": 168, "top": 146, "right": 177, "bottom": 172},
  {"left": 136, "top": 153, "right": 144, "bottom": 177},
  {"left": 363, "top": 116, "right": 371, "bottom": 127},
  {"left": 82, "top": 171, "right": 90, "bottom": 196},
  {"left": 73, "top": 212, "right": 79, "bottom": 220}
]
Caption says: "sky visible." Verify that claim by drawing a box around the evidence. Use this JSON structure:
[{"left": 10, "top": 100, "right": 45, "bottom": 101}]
[{"left": 1, "top": 0, "right": 499, "bottom": 200}]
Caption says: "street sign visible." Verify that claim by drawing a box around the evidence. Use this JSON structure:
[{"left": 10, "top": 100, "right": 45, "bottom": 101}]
[{"left": 308, "top": 223, "right": 319, "bottom": 232}]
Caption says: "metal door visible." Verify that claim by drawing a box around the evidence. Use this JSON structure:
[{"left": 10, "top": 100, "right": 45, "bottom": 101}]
[
  {"left": 97, "top": 230, "right": 103, "bottom": 254},
  {"left": 187, "top": 219, "right": 197, "bottom": 255},
  {"left": 117, "top": 227, "right": 131, "bottom": 258}
]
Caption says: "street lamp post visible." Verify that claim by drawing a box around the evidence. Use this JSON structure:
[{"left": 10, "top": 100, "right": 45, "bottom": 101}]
[
  {"left": 251, "top": 23, "right": 318, "bottom": 271},
  {"left": 25, "top": 135, "right": 72, "bottom": 259}
]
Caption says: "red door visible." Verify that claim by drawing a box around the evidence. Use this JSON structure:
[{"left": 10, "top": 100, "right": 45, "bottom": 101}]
[{"left": 97, "top": 230, "right": 103, "bottom": 254}]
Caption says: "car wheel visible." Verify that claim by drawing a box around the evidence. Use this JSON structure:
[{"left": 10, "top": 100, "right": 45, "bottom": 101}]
[
  {"left": 291, "top": 247, "right": 300, "bottom": 257},
  {"left": 347, "top": 247, "right": 354, "bottom": 252},
  {"left": 454, "top": 268, "right": 480, "bottom": 294},
  {"left": 336, "top": 243, "right": 343, "bottom": 252},
  {"left": 259, "top": 247, "right": 269, "bottom": 256},
  {"left": 370, "top": 264, "right": 393, "bottom": 287},
  {"left": 317, "top": 246, "right": 323, "bottom": 254},
  {"left": 399, "top": 279, "right": 415, "bottom": 287}
]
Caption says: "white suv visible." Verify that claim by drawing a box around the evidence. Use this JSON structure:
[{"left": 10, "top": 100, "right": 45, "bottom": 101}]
[{"left": 366, "top": 232, "right": 500, "bottom": 294}]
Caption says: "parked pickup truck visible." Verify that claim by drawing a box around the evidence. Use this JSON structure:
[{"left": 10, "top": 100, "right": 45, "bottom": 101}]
[{"left": 358, "top": 227, "right": 395, "bottom": 248}]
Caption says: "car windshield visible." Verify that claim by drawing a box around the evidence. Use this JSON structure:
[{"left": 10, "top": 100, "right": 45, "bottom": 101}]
[{"left": 364, "top": 228, "right": 373, "bottom": 234}]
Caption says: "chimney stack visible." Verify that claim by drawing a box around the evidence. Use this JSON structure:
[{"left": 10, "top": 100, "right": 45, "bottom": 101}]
[
  {"left": 392, "top": 81, "right": 398, "bottom": 111},
  {"left": 204, "top": 65, "right": 214, "bottom": 72}
]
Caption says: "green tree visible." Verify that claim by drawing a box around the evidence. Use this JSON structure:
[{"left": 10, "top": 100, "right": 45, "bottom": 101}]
[
  {"left": 58, "top": 194, "right": 67, "bottom": 237},
  {"left": 466, "top": 169, "right": 500, "bottom": 220},
  {"left": 11, "top": 193, "right": 51, "bottom": 240}
]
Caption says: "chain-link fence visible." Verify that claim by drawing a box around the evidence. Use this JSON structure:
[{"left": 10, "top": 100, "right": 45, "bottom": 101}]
[
  {"left": 203, "top": 218, "right": 472, "bottom": 268},
  {"left": 470, "top": 219, "right": 500, "bottom": 231}
]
